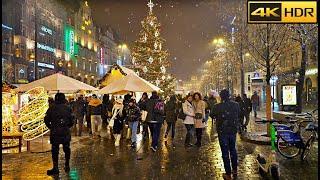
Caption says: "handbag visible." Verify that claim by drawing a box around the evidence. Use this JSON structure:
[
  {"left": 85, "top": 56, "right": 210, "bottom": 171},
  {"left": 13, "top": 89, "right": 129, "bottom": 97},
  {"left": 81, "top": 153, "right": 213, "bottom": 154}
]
[
  {"left": 108, "top": 109, "right": 120, "bottom": 128},
  {"left": 141, "top": 110, "right": 148, "bottom": 122},
  {"left": 178, "top": 109, "right": 187, "bottom": 120},
  {"left": 195, "top": 113, "right": 203, "bottom": 119}
]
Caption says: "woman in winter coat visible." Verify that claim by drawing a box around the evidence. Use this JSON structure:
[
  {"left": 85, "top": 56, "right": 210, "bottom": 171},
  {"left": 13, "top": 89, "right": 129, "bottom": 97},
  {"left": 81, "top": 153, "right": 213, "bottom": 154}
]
[
  {"left": 182, "top": 94, "right": 195, "bottom": 147},
  {"left": 138, "top": 92, "right": 149, "bottom": 140},
  {"left": 192, "top": 92, "right": 206, "bottom": 147},
  {"left": 110, "top": 99, "right": 125, "bottom": 147},
  {"left": 164, "top": 95, "right": 178, "bottom": 142}
]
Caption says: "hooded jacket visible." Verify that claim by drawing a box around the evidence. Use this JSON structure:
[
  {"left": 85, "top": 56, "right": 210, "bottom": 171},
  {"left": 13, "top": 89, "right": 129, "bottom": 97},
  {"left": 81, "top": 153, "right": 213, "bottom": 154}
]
[
  {"left": 88, "top": 98, "right": 103, "bottom": 115},
  {"left": 44, "top": 102, "right": 74, "bottom": 144}
]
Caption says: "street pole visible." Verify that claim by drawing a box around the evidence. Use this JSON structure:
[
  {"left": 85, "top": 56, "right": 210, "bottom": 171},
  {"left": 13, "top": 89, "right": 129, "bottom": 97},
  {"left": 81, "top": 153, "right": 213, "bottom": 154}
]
[{"left": 34, "top": 0, "right": 38, "bottom": 80}]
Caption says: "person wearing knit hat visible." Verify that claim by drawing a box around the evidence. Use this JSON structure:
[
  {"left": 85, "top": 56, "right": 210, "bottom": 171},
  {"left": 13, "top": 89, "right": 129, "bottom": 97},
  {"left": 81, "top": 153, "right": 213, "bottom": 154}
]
[{"left": 210, "top": 89, "right": 241, "bottom": 180}]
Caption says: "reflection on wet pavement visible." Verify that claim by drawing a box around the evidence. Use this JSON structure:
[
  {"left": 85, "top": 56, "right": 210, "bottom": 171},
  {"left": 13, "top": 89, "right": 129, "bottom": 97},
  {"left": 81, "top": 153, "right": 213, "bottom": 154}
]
[{"left": 2, "top": 119, "right": 318, "bottom": 180}]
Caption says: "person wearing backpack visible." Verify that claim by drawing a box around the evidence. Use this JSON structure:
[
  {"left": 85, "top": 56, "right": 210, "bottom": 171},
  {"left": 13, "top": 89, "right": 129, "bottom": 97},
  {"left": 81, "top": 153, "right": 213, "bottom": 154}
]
[
  {"left": 145, "top": 91, "right": 164, "bottom": 152},
  {"left": 210, "top": 89, "right": 240, "bottom": 180}
]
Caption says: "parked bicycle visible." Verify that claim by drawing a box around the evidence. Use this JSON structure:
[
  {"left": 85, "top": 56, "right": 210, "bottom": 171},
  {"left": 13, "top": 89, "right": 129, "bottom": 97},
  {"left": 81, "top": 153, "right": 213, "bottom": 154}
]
[{"left": 272, "top": 109, "right": 318, "bottom": 160}]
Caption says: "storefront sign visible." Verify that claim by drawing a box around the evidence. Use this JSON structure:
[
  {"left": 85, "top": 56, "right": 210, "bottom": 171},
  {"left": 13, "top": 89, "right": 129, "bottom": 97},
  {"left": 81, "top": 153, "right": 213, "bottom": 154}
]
[
  {"left": 282, "top": 85, "right": 297, "bottom": 105},
  {"left": 37, "top": 43, "right": 56, "bottom": 53},
  {"left": 64, "top": 25, "right": 77, "bottom": 60},
  {"left": 100, "top": 48, "right": 104, "bottom": 64},
  {"left": 305, "top": 68, "right": 318, "bottom": 76},
  {"left": 41, "top": 26, "right": 53, "bottom": 35},
  {"left": 38, "top": 62, "right": 55, "bottom": 69}
]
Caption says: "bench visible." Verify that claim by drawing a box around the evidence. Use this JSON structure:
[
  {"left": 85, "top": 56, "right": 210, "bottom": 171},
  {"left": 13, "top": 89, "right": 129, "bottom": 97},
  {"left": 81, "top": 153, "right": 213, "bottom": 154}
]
[{"left": 2, "top": 132, "right": 24, "bottom": 153}]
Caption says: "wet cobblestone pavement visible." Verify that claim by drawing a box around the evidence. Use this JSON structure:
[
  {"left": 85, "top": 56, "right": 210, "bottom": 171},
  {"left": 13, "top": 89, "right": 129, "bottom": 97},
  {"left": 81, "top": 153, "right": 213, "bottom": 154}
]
[{"left": 2, "top": 117, "right": 318, "bottom": 180}]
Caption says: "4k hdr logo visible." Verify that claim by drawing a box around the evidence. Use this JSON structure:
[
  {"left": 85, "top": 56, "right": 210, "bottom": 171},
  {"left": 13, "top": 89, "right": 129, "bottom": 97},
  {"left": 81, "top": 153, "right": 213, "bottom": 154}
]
[{"left": 248, "top": 1, "right": 317, "bottom": 23}]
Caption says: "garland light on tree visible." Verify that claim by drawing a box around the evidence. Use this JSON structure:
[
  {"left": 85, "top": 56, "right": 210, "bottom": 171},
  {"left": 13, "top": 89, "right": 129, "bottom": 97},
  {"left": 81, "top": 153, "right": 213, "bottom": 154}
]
[{"left": 132, "top": 0, "right": 175, "bottom": 96}]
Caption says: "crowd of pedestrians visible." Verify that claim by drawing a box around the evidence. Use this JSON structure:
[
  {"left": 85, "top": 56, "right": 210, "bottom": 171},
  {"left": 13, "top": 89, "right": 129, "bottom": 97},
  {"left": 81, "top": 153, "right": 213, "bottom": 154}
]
[{"left": 44, "top": 89, "right": 260, "bottom": 179}]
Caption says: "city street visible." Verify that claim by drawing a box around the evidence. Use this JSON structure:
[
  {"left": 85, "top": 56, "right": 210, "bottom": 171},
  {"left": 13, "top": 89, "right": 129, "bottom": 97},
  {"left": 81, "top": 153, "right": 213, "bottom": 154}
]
[
  {"left": 2, "top": 116, "right": 318, "bottom": 180},
  {"left": 2, "top": 0, "right": 318, "bottom": 179}
]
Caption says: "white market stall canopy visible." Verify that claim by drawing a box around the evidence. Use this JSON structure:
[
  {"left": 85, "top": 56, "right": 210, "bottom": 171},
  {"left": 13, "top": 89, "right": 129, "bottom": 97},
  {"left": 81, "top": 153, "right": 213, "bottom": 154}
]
[
  {"left": 14, "top": 73, "right": 98, "bottom": 93},
  {"left": 98, "top": 73, "right": 161, "bottom": 95}
]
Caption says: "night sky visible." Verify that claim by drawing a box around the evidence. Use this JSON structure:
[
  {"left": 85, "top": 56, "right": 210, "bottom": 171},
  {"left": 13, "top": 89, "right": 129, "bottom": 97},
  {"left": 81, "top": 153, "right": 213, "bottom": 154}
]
[{"left": 90, "top": 0, "right": 235, "bottom": 80}]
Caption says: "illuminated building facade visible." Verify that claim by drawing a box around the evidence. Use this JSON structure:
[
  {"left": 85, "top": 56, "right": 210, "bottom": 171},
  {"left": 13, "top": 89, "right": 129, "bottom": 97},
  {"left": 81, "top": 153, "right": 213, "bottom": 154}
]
[{"left": 2, "top": 0, "right": 68, "bottom": 84}]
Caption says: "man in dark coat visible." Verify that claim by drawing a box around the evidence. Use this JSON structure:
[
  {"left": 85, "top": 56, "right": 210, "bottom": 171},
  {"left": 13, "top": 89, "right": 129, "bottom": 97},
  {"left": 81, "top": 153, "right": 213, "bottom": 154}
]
[
  {"left": 145, "top": 91, "right": 164, "bottom": 152},
  {"left": 164, "top": 95, "right": 178, "bottom": 142},
  {"left": 210, "top": 89, "right": 240, "bottom": 180},
  {"left": 73, "top": 95, "right": 86, "bottom": 136},
  {"left": 242, "top": 94, "right": 252, "bottom": 130},
  {"left": 44, "top": 93, "right": 74, "bottom": 175}
]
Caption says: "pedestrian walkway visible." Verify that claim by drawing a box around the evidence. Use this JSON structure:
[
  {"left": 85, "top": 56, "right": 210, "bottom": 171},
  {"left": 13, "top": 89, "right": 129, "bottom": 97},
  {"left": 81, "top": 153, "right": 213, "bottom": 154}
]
[{"left": 2, "top": 118, "right": 318, "bottom": 180}]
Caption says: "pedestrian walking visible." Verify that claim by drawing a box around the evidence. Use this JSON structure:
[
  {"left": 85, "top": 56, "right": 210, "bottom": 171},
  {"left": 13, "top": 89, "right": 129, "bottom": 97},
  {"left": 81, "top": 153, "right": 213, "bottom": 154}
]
[
  {"left": 138, "top": 92, "right": 149, "bottom": 140},
  {"left": 182, "top": 94, "right": 195, "bottom": 147},
  {"left": 102, "top": 94, "right": 112, "bottom": 126},
  {"left": 44, "top": 93, "right": 74, "bottom": 175},
  {"left": 126, "top": 99, "right": 141, "bottom": 148},
  {"left": 73, "top": 95, "right": 86, "bottom": 136},
  {"left": 146, "top": 91, "right": 165, "bottom": 152},
  {"left": 203, "top": 96, "right": 210, "bottom": 127},
  {"left": 207, "top": 90, "right": 218, "bottom": 127},
  {"left": 110, "top": 99, "right": 125, "bottom": 147},
  {"left": 235, "top": 95, "right": 246, "bottom": 133},
  {"left": 88, "top": 94, "right": 103, "bottom": 138},
  {"left": 192, "top": 92, "right": 206, "bottom": 147},
  {"left": 242, "top": 94, "right": 252, "bottom": 130},
  {"left": 84, "top": 96, "right": 92, "bottom": 135},
  {"left": 251, "top": 91, "right": 260, "bottom": 118},
  {"left": 211, "top": 89, "right": 240, "bottom": 180},
  {"left": 164, "top": 95, "right": 178, "bottom": 143}
]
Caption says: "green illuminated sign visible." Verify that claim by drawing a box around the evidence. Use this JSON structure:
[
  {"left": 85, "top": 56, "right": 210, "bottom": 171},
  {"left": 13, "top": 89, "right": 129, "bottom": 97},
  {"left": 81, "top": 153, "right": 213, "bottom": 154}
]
[{"left": 64, "top": 25, "right": 78, "bottom": 61}]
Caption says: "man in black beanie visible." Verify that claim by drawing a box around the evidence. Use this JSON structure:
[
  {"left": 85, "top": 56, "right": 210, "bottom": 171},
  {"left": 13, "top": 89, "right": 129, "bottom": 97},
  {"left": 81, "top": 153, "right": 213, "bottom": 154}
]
[
  {"left": 44, "top": 93, "right": 74, "bottom": 175},
  {"left": 210, "top": 89, "right": 240, "bottom": 180}
]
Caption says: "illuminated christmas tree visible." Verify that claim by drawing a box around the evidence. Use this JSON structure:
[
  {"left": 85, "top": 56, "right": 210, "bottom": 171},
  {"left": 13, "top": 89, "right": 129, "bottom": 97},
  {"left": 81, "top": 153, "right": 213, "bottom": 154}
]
[{"left": 132, "top": 0, "right": 175, "bottom": 97}]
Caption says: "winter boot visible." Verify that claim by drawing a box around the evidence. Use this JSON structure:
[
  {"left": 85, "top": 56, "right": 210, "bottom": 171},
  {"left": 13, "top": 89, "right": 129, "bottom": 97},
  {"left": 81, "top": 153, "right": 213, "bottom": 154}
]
[{"left": 47, "top": 160, "right": 59, "bottom": 175}]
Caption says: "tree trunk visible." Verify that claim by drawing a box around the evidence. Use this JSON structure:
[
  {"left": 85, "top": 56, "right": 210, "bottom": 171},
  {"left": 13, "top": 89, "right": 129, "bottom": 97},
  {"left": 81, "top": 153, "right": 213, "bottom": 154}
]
[
  {"left": 295, "top": 43, "right": 307, "bottom": 113},
  {"left": 240, "top": 42, "right": 245, "bottom": 98}
]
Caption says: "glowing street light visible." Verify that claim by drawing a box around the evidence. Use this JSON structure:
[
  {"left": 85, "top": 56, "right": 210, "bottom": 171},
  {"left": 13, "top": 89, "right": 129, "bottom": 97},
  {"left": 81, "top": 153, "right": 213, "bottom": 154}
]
[{"left": 245, "top": 52, "right": 250, "bottom": 57}]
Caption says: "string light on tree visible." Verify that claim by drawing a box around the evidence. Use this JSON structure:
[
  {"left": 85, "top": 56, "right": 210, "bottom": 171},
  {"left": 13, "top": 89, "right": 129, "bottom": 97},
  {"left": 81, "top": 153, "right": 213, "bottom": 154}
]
[
  {"left": 18, "top": 87, "right": 49, "bottom": 141},
  {"left": 132, "top": 0, "right": 175, "bottom": 96}
]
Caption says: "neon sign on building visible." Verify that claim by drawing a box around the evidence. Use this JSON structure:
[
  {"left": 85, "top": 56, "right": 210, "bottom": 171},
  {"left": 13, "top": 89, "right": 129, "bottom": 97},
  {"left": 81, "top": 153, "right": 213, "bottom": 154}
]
[{"left": 64, "top": 25, "right": 78, "bottom": 61}]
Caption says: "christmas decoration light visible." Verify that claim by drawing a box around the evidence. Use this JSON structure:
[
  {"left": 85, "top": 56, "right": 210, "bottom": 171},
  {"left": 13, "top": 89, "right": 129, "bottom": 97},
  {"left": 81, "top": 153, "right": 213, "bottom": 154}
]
[
  {"left": 18, "top": 87, "right": 49, "bottom": 141},
  {"left": 2, "top": 92, "right": 19, "bottom": 148},
  {"left": 132, "top": 0, "right": 176, "bottom": 96},
  {"left": 148, "top": 56, "right": 154, "bottom": 63}
]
